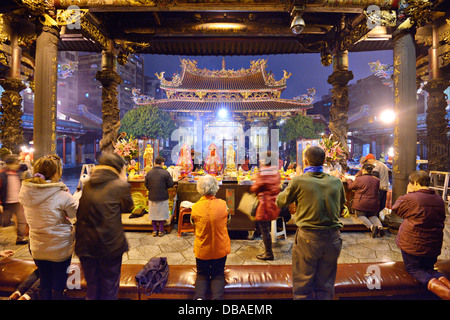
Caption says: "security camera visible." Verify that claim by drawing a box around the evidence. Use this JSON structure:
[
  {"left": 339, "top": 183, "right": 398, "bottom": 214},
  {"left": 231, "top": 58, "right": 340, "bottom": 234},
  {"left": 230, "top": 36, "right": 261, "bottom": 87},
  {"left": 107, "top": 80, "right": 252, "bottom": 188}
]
[{"left": 290, "top": 14, "right": 305, "bottom": 34}]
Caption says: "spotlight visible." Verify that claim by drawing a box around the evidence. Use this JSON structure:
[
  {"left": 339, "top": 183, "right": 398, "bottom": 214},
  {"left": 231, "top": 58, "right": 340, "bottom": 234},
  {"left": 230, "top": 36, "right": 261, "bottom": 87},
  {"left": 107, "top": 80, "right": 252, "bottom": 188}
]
[
  {"left": 290, "top": 13, "right": 305, "bottom": 34},
  {"left": 218, "top": 108, "right": 227, "bottom": 119}
]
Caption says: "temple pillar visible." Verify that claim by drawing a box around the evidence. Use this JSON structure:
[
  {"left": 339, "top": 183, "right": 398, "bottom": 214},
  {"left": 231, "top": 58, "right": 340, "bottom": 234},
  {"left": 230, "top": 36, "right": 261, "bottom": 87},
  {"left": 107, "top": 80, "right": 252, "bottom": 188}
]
[
  {"left": 391, "top": 28, "right": 418, "bottom": 203},
  {"left": 96, "top": 40, "right": 122, "bottom": 154},
  {"left": 33, "top": 25, "right": 59, "bottom": 160},
  {"left": 0, "top": 32, "right": 26, "bottom": 152},
  {"left": 327, "top": 50, "right": 354, "bottom": 166},
  {"left": 71, "top": 136, "right": 76, "bottom": 166},
  {"left": 423, "top": 25, "right": 449, "bottom": 171}
]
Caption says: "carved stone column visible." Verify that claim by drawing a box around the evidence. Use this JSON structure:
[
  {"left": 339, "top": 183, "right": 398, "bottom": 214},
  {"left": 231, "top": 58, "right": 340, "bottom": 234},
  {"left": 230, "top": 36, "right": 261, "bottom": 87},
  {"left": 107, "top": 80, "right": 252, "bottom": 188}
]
[
  {"left": 33, "top": 25, "right": 60, "bottom": 160},
  {"left": 327, "top": 51, "right": 354, "bottom": 167},
  {"left": 96, "top": 61, "right": 122, "bottom": 154},
  {"left": 0, "top": 78, "right": 26, "bottom": 152},
  {"left": 391, "top": 28, "right": 417, "bottom": 203},
  {"left": 0, "top": 32, "right": 25, "bottom": 152},
  {"left": 423, "top": 25, "right": 449, "bottom": 172}
]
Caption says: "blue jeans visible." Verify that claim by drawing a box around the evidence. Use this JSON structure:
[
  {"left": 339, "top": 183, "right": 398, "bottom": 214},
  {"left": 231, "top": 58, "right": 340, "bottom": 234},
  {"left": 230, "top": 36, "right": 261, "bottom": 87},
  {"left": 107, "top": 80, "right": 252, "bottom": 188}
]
[{"left": 401, "top": 250, "right": 444, "bottom": 286}]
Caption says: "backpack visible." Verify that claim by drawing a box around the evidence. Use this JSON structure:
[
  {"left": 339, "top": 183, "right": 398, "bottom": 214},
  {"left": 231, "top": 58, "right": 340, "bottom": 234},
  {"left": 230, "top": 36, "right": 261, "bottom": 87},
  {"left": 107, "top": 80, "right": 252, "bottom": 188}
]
[{"left": 135, "top": 257, "right": 169, "bottom": 298}]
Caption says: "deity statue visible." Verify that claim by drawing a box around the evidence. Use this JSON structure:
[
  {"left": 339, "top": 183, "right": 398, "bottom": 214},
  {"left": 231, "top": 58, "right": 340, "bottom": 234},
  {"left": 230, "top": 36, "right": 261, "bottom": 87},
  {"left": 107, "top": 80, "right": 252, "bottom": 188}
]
[
  {"left": 204, "top": 143, "right": 222, "bottom": 175},
  {"left": 143, "top": 144, "right": 154, "bottom": 173},
  {"left": 127, "top": 159, "right": 139, "bottom": 180},
  {"left": 226, "top": 144, "right": 236, "bottom": 172},
  {"left": 176, "top": 144, "right": 193, "bottom": 176}
]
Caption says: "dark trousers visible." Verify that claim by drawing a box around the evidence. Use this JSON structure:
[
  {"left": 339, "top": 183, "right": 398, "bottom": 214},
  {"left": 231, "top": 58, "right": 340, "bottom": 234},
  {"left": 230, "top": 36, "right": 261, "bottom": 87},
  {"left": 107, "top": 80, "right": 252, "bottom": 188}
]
[
  {"left": 292, "top": 228, "right": 342, "bottom": 300},
  {"left": 401, "top": 250, "right": 444, "bottom": 286},
  {"left": 80, "top": 254, "right": 123, "bottom": 300},
  {"left": 194, "top": 256, "right": 227, "bottom": 300},
  {"left": 34, "top": 257, "right": 71, "bottom": 300},
  {"left": 256, "top": 220, "right": 272, "bottom": 253},
  {"left": 379, "top": 189, "right": 387, "bottom": 211}
]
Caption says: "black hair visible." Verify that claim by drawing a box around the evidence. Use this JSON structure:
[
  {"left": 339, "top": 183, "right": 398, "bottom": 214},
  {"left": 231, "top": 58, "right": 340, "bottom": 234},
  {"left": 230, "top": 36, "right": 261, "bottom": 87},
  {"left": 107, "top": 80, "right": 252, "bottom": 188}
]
[
  {"left": 305, "top": 146, "right": 325, "bottom": 166},
  {"left": 155, "top": 156, "right": 165, "bottom": 165},
  {"left": 362, "top": 163, "right": 374, "bottom": 174},
  {"left": 408, "top": 170, "right": 430, "bottom": 187},
  {"left": 99, "top": 152, "right": 126, "bottom": 172}
]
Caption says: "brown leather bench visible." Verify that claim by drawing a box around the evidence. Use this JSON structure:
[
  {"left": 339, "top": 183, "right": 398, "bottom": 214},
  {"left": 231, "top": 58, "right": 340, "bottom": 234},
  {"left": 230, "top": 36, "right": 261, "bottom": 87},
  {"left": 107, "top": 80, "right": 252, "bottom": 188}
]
[{"left": 1, "top": 258, "right": 449, "bottom": 300}]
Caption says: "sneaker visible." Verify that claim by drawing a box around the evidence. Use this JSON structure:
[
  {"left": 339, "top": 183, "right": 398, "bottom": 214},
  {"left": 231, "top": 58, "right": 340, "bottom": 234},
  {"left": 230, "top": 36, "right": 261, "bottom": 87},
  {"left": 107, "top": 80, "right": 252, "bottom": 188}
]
[
  {"left": 152, "top": 231, "right": 158, "bottom": 237},
  {"left": 158, "top": 231, "right": 166, "bottom": 237}
]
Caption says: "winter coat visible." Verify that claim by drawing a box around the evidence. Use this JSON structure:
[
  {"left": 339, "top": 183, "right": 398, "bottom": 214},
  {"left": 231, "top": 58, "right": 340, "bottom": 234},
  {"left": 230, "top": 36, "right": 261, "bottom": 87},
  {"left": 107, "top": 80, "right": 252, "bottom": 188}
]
[
  {"left": 75, "top": 166, "right": 133, "bottom": 259},
  {"left": 346, "top": 174, "right": 380, "bottom": 212},
  {"left": 392, "top": 189, "right": 446, "bottom": 257},
  {"left": 250, "top": 166, "right": 281, "bottom": 221},
  {"left": 191, "top": 195, "right": 231, "bottom": 260},
  {"left": 19, "top": 181, "right": 78, "bottom": 262},
  {"left": 145, "top": 166, "right": 175, "bottom": 201}
]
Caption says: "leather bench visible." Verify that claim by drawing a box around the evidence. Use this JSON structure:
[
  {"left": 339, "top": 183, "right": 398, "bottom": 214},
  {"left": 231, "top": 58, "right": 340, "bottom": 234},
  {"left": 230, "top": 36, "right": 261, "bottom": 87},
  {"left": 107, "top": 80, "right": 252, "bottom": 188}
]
[{"left": 1, "top": 258, "right": 449, "bottom": 300}]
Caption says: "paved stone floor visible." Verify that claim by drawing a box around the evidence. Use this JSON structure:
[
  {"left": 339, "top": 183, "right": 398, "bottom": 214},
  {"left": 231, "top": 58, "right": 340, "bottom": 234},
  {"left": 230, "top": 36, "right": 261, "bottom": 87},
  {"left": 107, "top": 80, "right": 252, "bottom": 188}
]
[{"left": 2, "top": 219, "right": 449, "bottom": 266}]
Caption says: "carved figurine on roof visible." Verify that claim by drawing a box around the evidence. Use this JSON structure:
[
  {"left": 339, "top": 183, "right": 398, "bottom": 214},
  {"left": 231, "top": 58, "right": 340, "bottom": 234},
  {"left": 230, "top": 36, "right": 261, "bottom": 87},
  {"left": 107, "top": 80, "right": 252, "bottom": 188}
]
[
  {"left": 176, "top": 144, "right": 193, "bottom": 176},
  {"left": 204, "top": 143, "right": 222, "bottom": 175}
]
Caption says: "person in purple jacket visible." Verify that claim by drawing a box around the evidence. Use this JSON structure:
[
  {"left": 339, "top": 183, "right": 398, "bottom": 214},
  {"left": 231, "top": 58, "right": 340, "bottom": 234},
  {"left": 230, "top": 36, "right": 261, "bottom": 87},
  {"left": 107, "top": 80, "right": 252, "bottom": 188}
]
[
  {"left": 344, "top": 163, "right": 384, "bottom": 238},
  {"left": 392, "top": 170, "right": 449, "bottom": 300}
]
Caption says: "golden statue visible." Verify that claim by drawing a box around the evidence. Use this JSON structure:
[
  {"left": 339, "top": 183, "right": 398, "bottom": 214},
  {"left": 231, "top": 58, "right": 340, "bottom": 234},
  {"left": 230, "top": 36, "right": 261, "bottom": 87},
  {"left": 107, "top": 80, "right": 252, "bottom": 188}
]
[{"left": 143, "top": 144, "right": 154, "bottom": 173}]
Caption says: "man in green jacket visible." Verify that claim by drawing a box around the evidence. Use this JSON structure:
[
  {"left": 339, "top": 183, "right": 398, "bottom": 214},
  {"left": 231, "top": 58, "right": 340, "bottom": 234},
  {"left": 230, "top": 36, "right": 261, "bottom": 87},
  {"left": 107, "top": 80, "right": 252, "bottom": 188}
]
[{"left": 276, "top": 146, "right": 345, "bottom": 300}]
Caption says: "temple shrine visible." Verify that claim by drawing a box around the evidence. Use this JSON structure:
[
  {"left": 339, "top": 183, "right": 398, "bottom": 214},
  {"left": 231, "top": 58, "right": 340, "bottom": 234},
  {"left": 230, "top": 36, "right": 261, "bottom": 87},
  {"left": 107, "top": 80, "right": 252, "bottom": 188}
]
[{"left": 134, "top": 57, "right": 318, "bottom": 170}]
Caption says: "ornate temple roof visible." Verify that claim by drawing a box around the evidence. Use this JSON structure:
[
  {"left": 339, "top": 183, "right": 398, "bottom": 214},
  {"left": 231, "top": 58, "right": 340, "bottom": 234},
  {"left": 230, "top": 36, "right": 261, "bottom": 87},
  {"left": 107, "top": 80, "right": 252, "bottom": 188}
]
[
  {"left": 154, "top": 98, "right": 312, "bottom": 113},
  {"left": 134, "top": 58, "right": 316, "bottom": 114},
  {"left": 157, "top": 58, "right": 291, "bottom": 92}
]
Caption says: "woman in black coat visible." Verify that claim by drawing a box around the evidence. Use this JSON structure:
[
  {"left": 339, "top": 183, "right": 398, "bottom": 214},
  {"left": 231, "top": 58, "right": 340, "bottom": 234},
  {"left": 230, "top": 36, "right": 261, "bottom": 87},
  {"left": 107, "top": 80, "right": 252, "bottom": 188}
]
[{"left": 75, "top": 153, "right": 133, "bottom": 300}]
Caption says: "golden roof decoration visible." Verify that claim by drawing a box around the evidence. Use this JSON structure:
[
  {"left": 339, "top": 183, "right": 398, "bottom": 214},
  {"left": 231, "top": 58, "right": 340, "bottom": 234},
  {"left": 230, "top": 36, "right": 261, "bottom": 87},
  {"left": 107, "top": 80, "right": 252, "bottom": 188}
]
[{"left": 157, "top": 58, "right": 292, "bottom": 89}]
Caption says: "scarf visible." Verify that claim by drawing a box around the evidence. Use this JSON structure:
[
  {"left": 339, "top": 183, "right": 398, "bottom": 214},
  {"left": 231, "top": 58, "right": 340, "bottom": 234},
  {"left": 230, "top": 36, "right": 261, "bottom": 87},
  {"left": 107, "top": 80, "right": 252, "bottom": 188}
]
[{"left": 303, "top": 166, "right": 323, "bottom": 174}]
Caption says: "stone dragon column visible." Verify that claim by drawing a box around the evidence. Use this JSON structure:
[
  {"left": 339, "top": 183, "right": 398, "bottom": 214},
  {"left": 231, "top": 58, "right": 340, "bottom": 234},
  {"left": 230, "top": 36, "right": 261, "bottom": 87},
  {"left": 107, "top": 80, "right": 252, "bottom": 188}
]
[
  {"left": 0, "top": 32, "right": 26, "bottom": 153},
  {"left": 423, "top": 25, "right": 449, "bottom": 171},
  {"left": 327, "top": 50, "right": 354, "bottom": 168},
  {"left": 96, "top": 40, "right": 123, "bottom": 154}
]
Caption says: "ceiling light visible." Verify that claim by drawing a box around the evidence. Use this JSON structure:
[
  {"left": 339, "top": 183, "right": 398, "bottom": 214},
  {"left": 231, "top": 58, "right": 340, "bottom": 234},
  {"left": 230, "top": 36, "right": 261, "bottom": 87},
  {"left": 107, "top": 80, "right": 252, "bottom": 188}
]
[{"left": 290, "top": 14, "right": 305, "bottom": 34}]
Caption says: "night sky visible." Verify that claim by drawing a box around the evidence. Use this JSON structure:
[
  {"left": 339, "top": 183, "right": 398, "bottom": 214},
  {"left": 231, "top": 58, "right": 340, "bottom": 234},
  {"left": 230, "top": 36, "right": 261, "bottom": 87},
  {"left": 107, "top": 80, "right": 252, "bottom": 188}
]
[{"left": 143, "top": 50, "right": 393, "bottom": 101}]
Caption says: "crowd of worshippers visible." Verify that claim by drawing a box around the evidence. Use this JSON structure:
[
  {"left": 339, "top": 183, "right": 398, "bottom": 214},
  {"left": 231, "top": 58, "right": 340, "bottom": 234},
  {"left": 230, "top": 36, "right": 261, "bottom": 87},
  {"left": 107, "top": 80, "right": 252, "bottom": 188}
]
[{"left": 0, "top": 146, "right": 448, "bottom": 300}]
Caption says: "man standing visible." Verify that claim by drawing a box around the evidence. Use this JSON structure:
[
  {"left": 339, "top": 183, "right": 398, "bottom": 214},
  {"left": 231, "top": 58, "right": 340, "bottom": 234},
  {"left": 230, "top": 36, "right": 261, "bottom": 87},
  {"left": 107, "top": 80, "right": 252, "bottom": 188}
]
[{"left": 276, "top": 146, "right": 345, "bottom": 300}]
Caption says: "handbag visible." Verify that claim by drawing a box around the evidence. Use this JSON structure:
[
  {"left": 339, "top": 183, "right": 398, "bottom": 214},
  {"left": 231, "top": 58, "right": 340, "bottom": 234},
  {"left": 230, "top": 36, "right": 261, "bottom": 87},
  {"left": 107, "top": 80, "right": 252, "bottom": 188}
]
[
  {"left": 237, "top": 192, "right": 259, "bottom": 219},
  {"left": 135, "top": 257, "right": 169, "bottom": 298}
]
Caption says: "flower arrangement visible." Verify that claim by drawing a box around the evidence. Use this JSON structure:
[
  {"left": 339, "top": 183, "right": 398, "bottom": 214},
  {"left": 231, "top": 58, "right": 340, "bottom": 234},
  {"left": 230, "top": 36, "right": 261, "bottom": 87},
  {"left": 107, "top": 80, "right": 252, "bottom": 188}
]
[
  {"left": 114, "top": 134, "right": 138, "bottom": 161},
  {"left": 318, "top": 134, "right": 345, "bottom": 166}
]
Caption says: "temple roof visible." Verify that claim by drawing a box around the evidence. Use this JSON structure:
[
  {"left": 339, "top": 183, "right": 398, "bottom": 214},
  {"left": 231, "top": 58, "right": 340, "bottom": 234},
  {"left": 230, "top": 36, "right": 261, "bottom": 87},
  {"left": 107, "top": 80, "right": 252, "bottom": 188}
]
[
  {"left": 154, "top": 98, "right": 311, "bottom": 113},
  {"left": 158, "top": 58, "right": 291, "bottom": 92}
]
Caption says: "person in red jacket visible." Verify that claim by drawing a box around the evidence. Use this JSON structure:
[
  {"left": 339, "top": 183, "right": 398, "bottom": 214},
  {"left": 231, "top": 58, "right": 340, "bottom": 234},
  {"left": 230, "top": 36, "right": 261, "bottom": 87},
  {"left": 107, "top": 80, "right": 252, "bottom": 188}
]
[
  {"left": 392, "top": 170, "right": 449, "bottom": 300},
  {"left": 250, "top": 151, "right": 281, "bottom": 261},
  {"left": 344, "top": 163, "right": 384, "bottom": 238}
]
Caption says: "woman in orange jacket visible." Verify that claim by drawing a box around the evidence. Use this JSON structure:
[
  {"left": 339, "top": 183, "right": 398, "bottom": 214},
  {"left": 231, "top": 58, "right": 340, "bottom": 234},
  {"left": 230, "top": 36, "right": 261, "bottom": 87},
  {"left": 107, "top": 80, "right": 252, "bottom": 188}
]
[{"left": 191, "top": 175, "right": 231, "bottom": 300}]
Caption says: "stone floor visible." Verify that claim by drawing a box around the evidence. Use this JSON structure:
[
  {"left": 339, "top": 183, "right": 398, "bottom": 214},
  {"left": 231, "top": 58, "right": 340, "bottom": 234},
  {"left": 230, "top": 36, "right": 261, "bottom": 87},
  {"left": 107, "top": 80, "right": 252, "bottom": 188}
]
[{"left": 2, "top": 219, "right": 449, "bottom": 266}]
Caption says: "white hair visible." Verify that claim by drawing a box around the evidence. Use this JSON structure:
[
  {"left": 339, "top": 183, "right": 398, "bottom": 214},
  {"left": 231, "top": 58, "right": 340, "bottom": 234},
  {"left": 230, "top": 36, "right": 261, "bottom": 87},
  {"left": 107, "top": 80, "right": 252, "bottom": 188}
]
[{"left": 196, "top": 175, "right": 219, "bottom": 196}]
